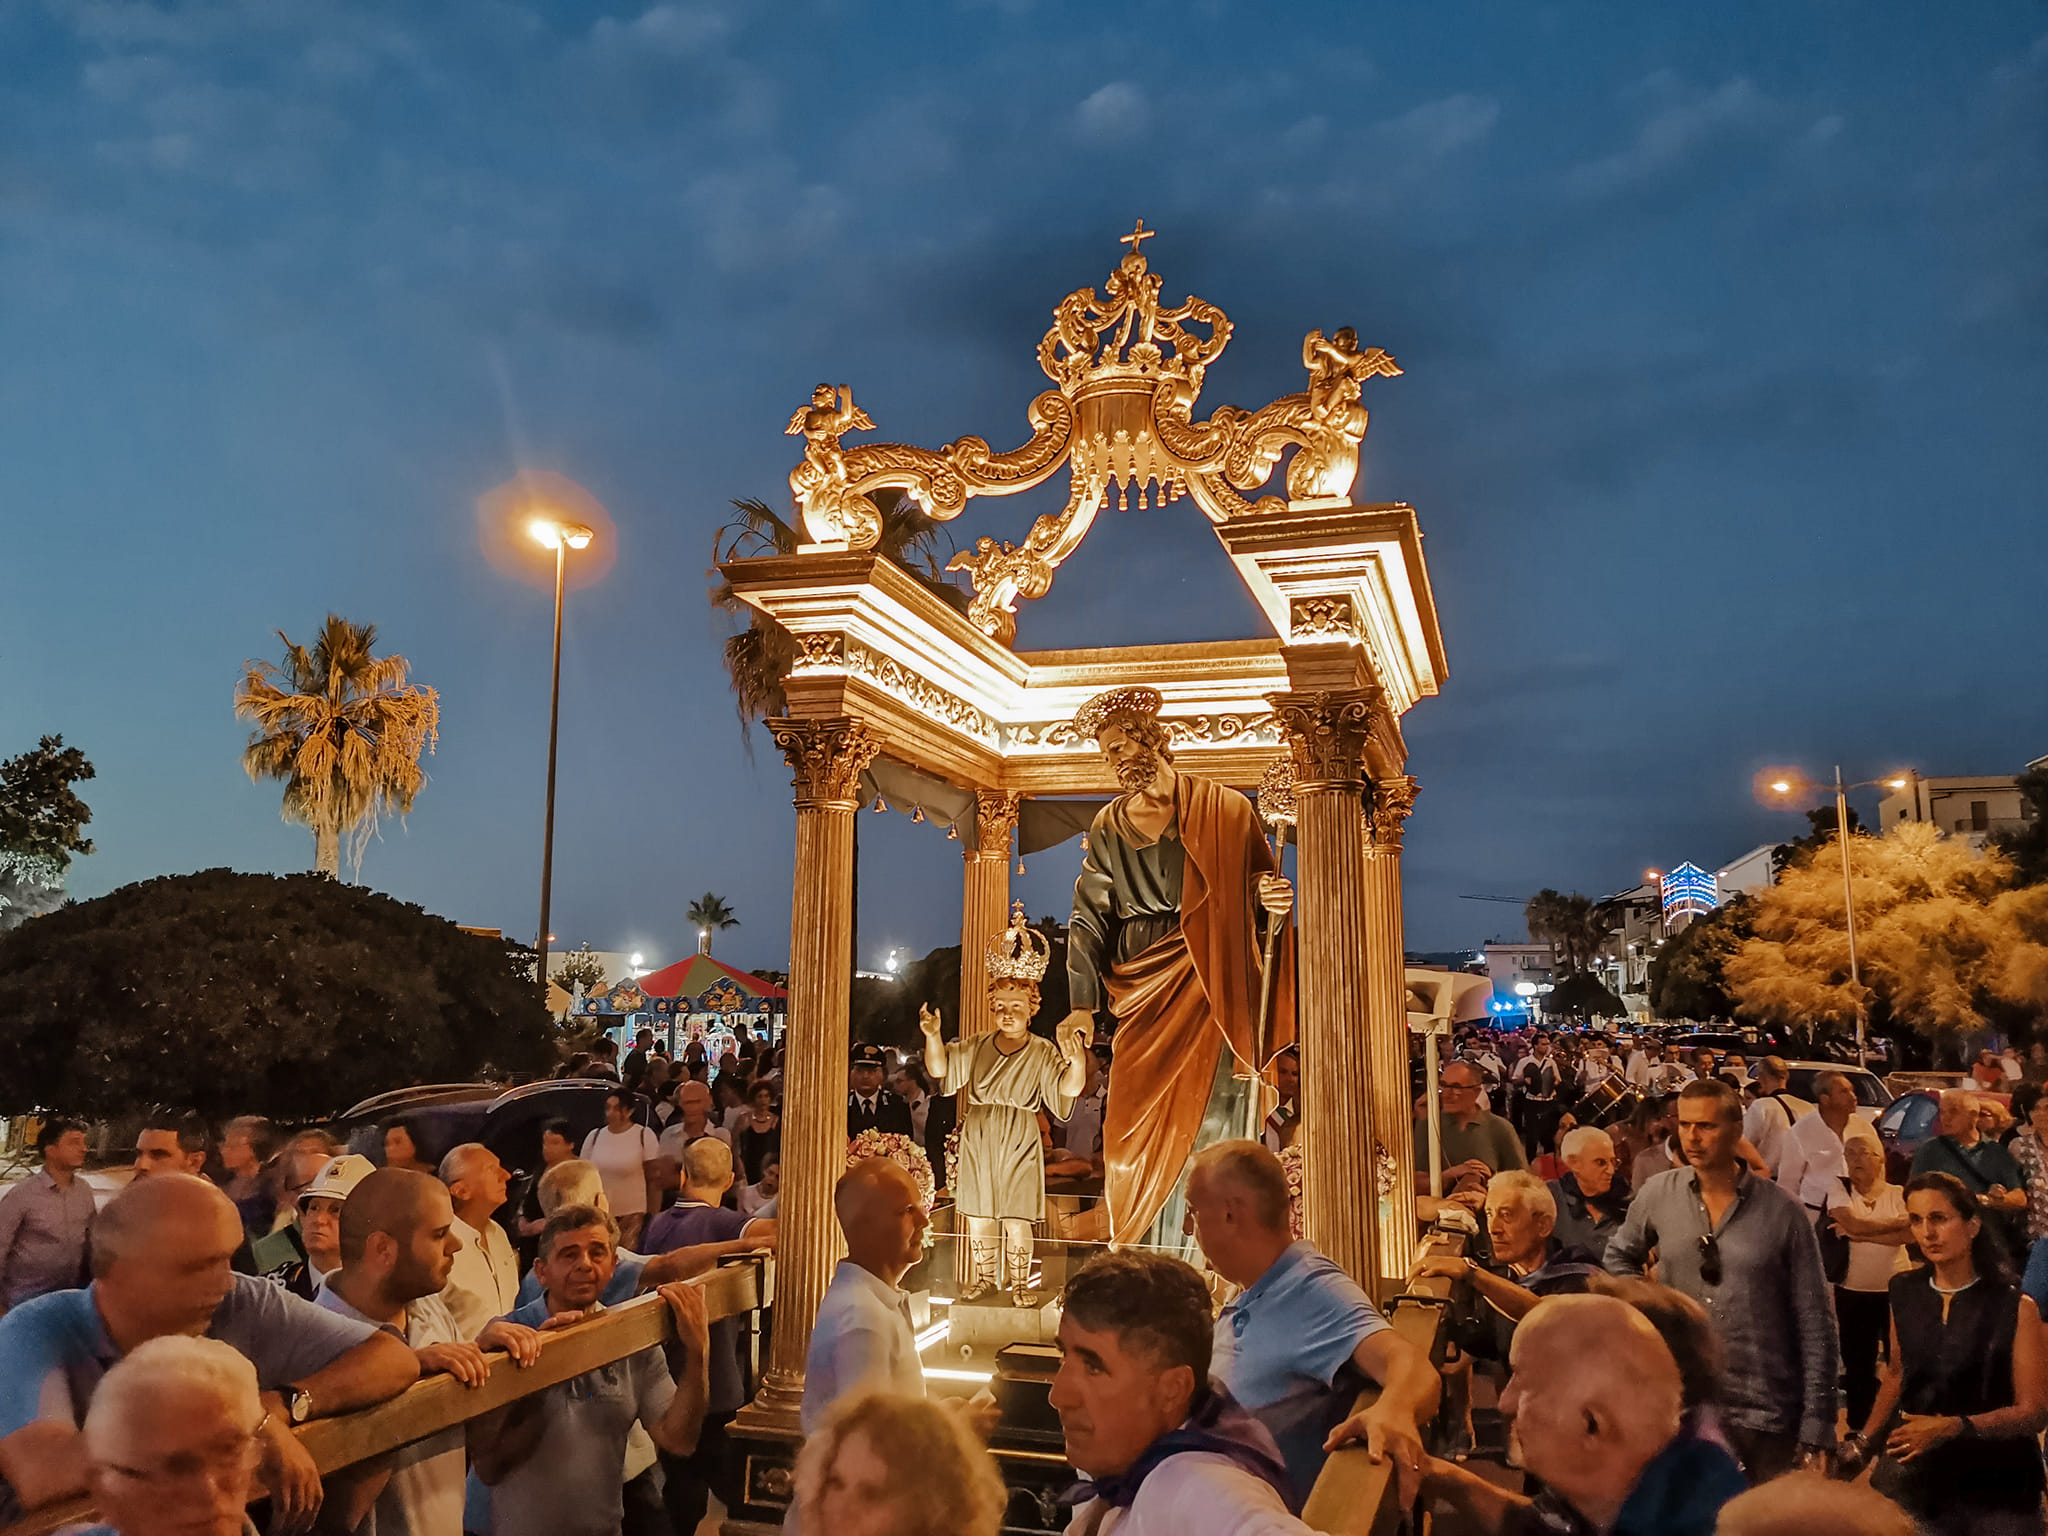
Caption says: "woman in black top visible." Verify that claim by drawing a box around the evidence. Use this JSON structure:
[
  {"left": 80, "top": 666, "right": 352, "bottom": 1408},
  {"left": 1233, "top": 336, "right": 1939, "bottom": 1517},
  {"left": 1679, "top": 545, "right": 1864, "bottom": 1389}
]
[
  {"left": 733, "top": 1079, "right": 782, "bottom": 1185},
  {"left": 1853, "top": 1172, "right": 2047, "bottom": 1535}
]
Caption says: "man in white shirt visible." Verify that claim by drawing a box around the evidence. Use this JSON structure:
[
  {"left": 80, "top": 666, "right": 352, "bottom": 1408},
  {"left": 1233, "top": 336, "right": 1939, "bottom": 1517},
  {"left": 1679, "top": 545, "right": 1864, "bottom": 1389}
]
[
  {"left": 1775, "top": 1070, "right": 1860, "bottom": 1220},
  {"left": 1053, "top": 1251, "right": 1311, "bottom": 1535},
  {"left": 435, "top": 1145, "right": 522, "bottom": 1341},
  {"left": 800, "top": 1158, "right": 929, "bottom": 1434},
  {"left": 1740, "top": 1057, "right": 1797, "bottom": 1178},
  {"left": 316, "top": 1169, "right": 543, "bottom": 1536}
]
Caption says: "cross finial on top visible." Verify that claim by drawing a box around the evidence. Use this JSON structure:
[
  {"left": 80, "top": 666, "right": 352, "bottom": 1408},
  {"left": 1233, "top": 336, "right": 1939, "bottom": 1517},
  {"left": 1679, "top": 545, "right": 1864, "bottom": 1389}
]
[{"left": 1120, "top": 218, "right": 1156, "bottom": 255}]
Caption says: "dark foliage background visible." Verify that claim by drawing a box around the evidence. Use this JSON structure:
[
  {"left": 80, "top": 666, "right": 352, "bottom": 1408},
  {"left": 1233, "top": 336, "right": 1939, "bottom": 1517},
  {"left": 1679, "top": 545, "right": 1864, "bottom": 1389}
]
[{"left": 0, "top": 869, "right": 551, "bottom": 1118}]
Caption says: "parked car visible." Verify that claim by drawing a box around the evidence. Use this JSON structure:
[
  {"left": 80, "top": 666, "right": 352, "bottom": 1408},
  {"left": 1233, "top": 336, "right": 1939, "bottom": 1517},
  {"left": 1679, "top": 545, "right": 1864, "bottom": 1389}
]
[{"left": 335, "top": 1078, "right": 617, "bottom": 1221}]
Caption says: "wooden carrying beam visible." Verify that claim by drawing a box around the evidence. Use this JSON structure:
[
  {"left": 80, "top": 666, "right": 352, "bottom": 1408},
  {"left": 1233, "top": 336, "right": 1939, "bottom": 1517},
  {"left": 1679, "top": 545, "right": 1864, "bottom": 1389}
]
[
  {"left": 1, "top": 1261, "right": 765, "bottom": 1536},
  {"left": 1299, "top": 1229, "right": 1464, "bottom": 1535}
]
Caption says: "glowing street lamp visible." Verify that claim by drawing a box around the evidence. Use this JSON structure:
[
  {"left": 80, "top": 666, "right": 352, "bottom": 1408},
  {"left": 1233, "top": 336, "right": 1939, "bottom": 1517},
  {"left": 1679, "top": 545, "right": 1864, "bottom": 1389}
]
[
  {"left": 530, "top": 516, "right": 597, "bottom": 991},
  {"left": 1762, "top": 765, "right": 1911, "bottom": 1068}
]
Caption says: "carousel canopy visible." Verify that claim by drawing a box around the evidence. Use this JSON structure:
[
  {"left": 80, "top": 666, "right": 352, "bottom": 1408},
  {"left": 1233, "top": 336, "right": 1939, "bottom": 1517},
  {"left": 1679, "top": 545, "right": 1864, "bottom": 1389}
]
[{"left": 634, "top": 953, "right": 788, "bottom": 1013}]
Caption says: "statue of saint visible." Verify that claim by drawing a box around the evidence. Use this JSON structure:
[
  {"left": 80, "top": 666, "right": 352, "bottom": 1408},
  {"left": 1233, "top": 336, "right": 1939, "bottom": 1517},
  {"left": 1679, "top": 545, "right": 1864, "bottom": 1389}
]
[
  {"left": 919, "top": 904, "right": 1089, "bottom": 1303},
  {"left": 1059, "top": 687, "right": 1295, "bottom": 1247}
]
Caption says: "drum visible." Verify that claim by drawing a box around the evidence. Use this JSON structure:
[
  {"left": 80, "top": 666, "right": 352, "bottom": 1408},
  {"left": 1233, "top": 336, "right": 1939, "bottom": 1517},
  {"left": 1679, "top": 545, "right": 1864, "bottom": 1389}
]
[{"left": 1574, "top": 1073, "right": 1642, "bottom": 1130}]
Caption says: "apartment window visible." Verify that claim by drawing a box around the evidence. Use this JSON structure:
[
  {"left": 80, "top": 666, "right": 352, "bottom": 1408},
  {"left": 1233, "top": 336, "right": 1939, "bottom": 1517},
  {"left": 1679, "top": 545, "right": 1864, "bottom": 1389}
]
[{"left": 1971, "top": 801, "right": 1989, "bottom": 831}]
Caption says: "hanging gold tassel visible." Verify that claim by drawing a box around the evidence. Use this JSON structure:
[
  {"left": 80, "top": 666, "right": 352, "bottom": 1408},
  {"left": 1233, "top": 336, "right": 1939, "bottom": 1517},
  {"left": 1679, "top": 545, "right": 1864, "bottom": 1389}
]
[
  {"left": 946, "top": 825, "right": 959, "bottom": 840},
  {"left": 911, "top": 806, "right": 926, "bottom": 824},
  {"left": 1080, "top": 833, "right": 1090, "bottom": 853},
  {"left": 871, "top": 795, "right": 888, "bottom": 812},
  {"left": 1016, "top": 859, "right": 1026, "bottom": 875}
]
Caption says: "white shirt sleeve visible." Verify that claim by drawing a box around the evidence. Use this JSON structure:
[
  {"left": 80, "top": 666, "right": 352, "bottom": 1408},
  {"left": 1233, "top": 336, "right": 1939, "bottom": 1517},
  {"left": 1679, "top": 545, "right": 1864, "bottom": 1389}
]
[{"left": 1095, "top": 1455, "right": 1314, "bottom": 1536}]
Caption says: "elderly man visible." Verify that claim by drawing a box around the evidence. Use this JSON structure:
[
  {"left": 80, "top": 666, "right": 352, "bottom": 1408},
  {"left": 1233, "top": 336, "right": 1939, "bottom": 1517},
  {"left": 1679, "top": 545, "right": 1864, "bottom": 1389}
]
[
  {"left": 71, "top": 1334, "right": 268, "bottom": 1536},
  {"left": 1775, "top": 1070, "right": 1860, "bottom": 1221},
  {"left": 0, "top": 1118, "right": 95, "bottom": 1311},
  {"left": 1414, "top": 1061, "right": 1527, "bottom": 1196},
  {"left": 1910, "top": 1088, "right": 2029, "bottom": 1257},
  {"left": 512, "top": 1160, "right": 742, "bottom": 1310},
  {"left": 657, "top": 1081, "right": 730, "bottom": 1169},
  {"left": 801, "top": 1158, "right": 929, "bottom": 1434},
  {"left": 1053, "top": 1250, "right": 1308, "bottom": 1535},
  {"left": 1417, "top": 1294, "right": 1745, "bottom": 1535},
  {"left": 0, "top": 1173, "right": 417, "bottom": 1529},
  {"left": 1548, "top": 1126, "right": 1628, "bottom": 1258},
  {"left": 1741, "top": 1058, "right": 1797, "bottom": 1178},
  {"left": 476, "top": 1207, "right": 711, "bottom": 1536},
  {"left": 435, "top": 1144, "right": 522, "bottom": 1339},
  {"left": 317, "top": 1168, "right": 543, "bottom": 1536},
  {"left": 1417, "top": 1171, "right": 1602, "bottom": 1369},
  {"left": 1186, "top": 1143, "right": 1438, "bottom": 1505},
  {"left": 1606, "top": 1079, "right": 1838, "bottom": 1481}
]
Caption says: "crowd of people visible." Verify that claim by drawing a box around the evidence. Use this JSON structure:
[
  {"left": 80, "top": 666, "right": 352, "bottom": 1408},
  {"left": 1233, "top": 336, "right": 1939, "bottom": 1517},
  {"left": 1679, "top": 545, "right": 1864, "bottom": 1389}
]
[{"left": 3, "top": 1017, "right": 2046, "bottom": 1536}]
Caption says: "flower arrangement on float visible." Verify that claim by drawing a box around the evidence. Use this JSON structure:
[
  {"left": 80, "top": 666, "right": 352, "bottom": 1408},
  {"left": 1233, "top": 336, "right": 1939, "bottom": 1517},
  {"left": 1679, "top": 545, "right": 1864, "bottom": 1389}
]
[
  {"left": 845, "top": 1129, "right": 937, "bottom": 1246},
  {"left": 1281, "top": 1144, "right": 1305, "bottom": 1240}
]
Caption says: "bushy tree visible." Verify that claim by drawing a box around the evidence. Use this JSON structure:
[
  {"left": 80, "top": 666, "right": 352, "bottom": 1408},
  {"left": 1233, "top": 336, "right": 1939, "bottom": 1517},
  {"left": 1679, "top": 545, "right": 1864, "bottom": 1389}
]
[
  {"left": 1523, "top": 889, "right": 1615, "bottom": 976},
  {"left": 1647, "top": 897, "right": 1754, "bottom": 1020},
  {"left": 1993, "top": 764, "right": 2048, "bottom": 888},
  {"left": 0, "top": 869, "right": 551, "bottom": 1117},
  {"left": 0, "top": 736, "right": 96, "bottom": 933},
  {"left": 1547, "top": 970, "right": 1626, "bottom": 1021},
  {"left": 1726, "top": 824, "right": 2048, "bottom": 1037},
  {"left": 554, "top": 944, "right": 608, "bottom": 996}
]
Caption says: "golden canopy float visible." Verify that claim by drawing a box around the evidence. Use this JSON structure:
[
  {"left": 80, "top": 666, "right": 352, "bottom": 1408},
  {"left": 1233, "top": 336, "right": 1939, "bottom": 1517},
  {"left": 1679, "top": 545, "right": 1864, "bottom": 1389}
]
[{"left": 720, "top": 223, "right": 1449, "bottom": 1475}]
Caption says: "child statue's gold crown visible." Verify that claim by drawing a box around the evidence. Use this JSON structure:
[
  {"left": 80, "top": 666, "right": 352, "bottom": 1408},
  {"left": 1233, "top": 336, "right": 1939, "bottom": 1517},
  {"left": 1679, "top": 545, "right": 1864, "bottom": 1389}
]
[{"left": 985, "top": 900, "right": 1052, "bottom": 985}]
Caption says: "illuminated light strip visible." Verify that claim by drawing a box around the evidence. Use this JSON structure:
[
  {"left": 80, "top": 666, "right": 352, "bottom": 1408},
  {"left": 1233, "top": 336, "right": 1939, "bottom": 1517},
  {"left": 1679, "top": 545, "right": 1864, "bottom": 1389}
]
[
  {"left": 921, "top": 1366, "right": 995, "bottom": 1383},
  {"left": 914, "top": 1321, "right": 951, "bottom": 1351}
]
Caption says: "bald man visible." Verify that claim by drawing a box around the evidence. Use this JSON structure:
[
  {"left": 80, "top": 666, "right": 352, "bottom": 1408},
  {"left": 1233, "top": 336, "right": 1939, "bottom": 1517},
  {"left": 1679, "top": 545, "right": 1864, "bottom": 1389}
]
[
  {"left": 0, "top": 1174, "right": 417, "bottom": 1530},
  {"left": 799, "top": 1159, "right": 931, "bottom": 1434},
  {"left": 1420, "top": 1294, "right": 1744, "bottom": 1536},
  {"left": 435, "top": 1144, "right": 521, "bottom": 1339}
]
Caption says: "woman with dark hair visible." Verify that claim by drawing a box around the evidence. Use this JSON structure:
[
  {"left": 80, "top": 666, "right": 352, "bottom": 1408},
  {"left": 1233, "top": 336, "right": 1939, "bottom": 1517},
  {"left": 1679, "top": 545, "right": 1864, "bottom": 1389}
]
[
  {"left": 1850, "top": 1172, "right": 2048, "bottom": 1535},
  {"left": 381, "top": 1117, "right": 433, "bottom": 1174},
  {"left": 733, "top": 1080, "right": 782, "bottom": 1186}
]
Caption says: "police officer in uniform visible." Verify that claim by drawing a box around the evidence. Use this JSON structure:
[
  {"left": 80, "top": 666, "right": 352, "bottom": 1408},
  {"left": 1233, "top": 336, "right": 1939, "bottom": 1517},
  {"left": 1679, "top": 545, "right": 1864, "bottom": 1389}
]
[{"left": 847, "top": 1042, "right": 914, "bottom": 1137}]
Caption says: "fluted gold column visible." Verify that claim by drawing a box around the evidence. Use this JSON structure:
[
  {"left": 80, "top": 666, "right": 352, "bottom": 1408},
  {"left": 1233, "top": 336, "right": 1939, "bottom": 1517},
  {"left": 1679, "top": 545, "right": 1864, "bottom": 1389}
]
[
  {"left": 741, "top": 716, "right": 879, "bottom": 1426},
  {"left": 959, "top": 792, "right": 1020, "bottom": 1042},
  {"left": 1269, "top": 689, "right": 1380, "bottom": 1290},
  {"left": 1363, "top": 776, "right": 1419, "bottom": 1287}
]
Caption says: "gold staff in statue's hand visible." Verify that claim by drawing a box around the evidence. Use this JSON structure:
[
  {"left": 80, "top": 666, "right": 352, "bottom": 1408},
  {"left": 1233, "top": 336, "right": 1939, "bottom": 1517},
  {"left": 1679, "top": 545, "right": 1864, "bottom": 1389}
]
[{"left": 1253, "top": 759, "right": 1299, "bottom": 1074}]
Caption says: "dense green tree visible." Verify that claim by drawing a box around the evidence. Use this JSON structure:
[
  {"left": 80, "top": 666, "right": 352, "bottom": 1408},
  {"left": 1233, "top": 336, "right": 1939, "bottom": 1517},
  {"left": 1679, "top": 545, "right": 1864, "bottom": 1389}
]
[
  {"left": 0, "top": 735, "right": 96, "bottom": 933},
  {"left": 0, "top": 869, "right": 551, "bottom": 1118},
  {"left": 1647, "top": 897, "right": 1755, "bottom": 1020},
  {"left": 1993, "top": 764, "right": 2048, "bottom": 888},
  {"left": 1546, "top": 970, "right": 1627, "bottom": 1021},
  {"left": 1770, "top": 804, "right": 1865, "bottom": 877},
  {"left": 554, "top": 943, "right": 608, "bottom": 996}
]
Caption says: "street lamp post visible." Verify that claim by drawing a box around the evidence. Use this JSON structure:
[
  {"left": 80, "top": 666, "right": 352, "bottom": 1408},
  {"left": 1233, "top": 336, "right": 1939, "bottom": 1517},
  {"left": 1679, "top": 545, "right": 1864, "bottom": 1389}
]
[
  {"left": 1767, "top": 765, "right": 1908, "bottom": 1071},
  {"left": 530, "top": 518, "right": 595, "bottom": 999}
]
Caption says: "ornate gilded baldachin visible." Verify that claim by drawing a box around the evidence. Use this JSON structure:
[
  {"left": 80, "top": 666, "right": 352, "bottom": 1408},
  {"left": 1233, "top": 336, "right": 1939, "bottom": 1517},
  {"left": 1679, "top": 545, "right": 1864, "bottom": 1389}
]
[{"left": 783, "top": 222, "right": 1400, "bottom": 645}]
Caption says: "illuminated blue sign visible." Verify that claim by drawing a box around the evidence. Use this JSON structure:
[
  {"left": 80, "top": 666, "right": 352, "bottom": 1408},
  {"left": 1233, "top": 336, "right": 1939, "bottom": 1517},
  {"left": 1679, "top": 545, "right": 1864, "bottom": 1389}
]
[{"left": 1659, "top": 862, "right": 1719, "bottom": 923}]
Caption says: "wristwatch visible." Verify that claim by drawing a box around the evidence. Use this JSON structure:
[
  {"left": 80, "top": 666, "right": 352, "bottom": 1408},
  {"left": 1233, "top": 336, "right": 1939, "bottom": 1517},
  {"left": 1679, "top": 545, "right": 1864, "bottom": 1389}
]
[{"left": 278, "top": 1384, "right": 313, "bottom": 1426}]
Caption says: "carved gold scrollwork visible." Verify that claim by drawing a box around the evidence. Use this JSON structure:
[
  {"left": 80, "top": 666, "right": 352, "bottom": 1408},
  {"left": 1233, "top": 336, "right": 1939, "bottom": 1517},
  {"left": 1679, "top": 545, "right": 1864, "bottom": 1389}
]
[
  {"left": 1366, "top": 776, "right": 1419, "bottom": 849},
  {"left": 973, "top": 790, "right": 1021, "bottom": 855},
  {"left": 768, "top": 717, "right": 880, "bottom": 810},
  {"left": 790, "top": 633, "right": 845, "bottom": 669},
  {"left": 1289, "top": 597, "right": 1357, "bottom": 642},
  {"left": 1270, "top": 689, "right": 1380, "bottom": 789},
  {"left": 777, "top": 225, "right": 1396, "bottom": 643}
]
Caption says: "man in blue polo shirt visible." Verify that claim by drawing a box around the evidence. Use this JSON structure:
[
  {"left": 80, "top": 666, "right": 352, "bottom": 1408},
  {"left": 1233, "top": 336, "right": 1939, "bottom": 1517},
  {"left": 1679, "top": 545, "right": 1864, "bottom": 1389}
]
[
  {"left": 1186, "top": 1141, "right": 1440, "bottom": 1509},
  {"left": 0, "top": 1173, "right": 417, "bottom": 1530}
]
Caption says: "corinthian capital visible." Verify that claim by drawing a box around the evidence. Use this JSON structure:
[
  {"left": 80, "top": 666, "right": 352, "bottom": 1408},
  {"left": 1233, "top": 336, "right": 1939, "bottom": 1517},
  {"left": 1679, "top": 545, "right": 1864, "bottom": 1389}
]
[
  {"left": 973, "top": 790, "right": 1022, "bottom": 855},
  {"left": 1268, "top": 688, "right": 1380, "bottom": 790},
  {"left": 1366, "top": 776, "right": 1419, "bottom": 848},
  {"left": 768, "top": 717, "right": 881, "bottom": 809}
]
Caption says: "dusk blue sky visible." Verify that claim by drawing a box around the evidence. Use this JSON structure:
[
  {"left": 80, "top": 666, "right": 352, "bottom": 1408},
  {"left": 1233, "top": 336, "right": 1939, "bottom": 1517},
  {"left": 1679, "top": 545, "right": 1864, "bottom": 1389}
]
[{"left": 4, "top": 2, "right": 2042, "bottom": 974}]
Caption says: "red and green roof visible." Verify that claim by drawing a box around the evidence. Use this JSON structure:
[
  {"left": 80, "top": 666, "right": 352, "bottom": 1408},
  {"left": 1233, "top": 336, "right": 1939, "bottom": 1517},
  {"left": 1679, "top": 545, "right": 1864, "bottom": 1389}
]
[{"left": 636, "top": 952, "right": 787, "bottom": 1012}]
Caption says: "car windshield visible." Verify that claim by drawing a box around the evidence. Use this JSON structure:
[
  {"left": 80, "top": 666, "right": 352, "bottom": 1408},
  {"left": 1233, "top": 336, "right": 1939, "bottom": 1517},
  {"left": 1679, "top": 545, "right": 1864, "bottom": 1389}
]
[{"left": 1786, "top": 1068, "right": 1888, "bottom": 1108}]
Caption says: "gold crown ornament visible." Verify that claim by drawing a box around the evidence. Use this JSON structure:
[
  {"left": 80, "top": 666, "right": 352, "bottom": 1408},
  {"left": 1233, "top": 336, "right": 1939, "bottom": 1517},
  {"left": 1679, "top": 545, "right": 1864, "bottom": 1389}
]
[
  {"left": 985, "top": 901, "right": 1053, "bottom": 985},
  {"left": 1072, "top": 686, "right": 1162, "bottom": 741}
]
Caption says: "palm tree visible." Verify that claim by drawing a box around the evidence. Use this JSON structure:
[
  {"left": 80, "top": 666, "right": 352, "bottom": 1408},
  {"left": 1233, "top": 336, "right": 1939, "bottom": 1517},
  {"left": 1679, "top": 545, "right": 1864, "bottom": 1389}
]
[
  {"left": 686, "top": 893, "right": 739, "bottom": 955},
  {"left": 1523, "top": 889, "right": 1616, "bottom": 977},
  {"left": 709, "top": 492, "right": 968, "bottom": 731},
  {"left": 235, "top": 615, "right": 441, "bottom": 878}
]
